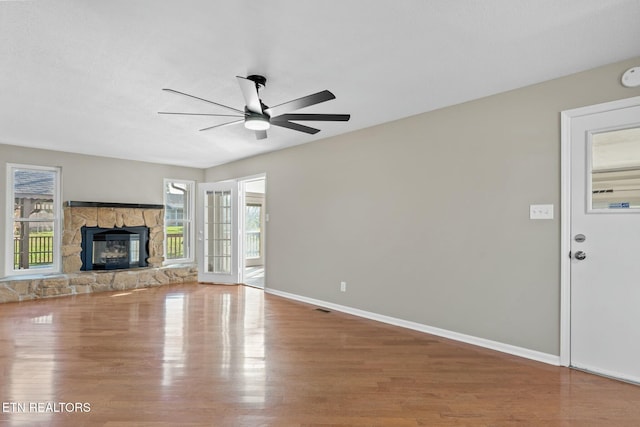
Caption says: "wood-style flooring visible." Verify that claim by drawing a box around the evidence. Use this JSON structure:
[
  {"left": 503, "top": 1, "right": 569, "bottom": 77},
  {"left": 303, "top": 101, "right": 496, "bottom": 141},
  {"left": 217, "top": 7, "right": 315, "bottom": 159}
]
[{"left": 1, "top": 283, "right": 640, "bottom": 426}]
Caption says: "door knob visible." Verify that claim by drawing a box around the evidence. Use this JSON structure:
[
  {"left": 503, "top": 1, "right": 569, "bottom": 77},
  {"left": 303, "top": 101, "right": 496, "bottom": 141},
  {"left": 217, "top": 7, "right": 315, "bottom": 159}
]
[{"left": 574, "top": 250, "right": 586, "bottom": 260}]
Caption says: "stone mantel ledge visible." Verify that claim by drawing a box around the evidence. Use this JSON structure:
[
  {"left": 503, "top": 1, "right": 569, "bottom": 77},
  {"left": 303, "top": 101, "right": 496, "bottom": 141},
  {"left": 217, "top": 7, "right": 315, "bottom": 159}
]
[{"left": 0, "top": 265, "right": 197, "bottom": 304}]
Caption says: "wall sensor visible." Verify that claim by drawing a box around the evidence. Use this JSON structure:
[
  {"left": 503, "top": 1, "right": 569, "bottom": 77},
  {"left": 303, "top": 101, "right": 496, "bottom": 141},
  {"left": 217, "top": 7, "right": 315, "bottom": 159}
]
[{"left": 621, "top": 67, "right": 640, "bottom": 88}]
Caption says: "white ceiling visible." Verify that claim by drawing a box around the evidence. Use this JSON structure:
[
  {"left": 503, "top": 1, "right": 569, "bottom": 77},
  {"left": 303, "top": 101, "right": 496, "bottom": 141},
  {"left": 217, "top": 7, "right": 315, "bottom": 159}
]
[{"left": 1, "top": 1, "right": 639, "bottom": 169}]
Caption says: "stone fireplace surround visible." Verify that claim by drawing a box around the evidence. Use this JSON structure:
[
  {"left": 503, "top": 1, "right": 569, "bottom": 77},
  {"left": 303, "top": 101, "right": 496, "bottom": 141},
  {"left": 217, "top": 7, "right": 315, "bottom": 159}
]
[{"left": 0, "top": 201, "right": 196, "bottom": 303}]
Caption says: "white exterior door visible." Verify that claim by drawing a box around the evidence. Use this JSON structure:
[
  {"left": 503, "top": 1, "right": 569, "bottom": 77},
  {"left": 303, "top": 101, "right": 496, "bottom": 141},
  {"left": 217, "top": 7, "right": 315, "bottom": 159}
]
[
  {"left": 197, "top": 181, "right": 241, "bottom": 284},
  {"left": 568, "top": 98, "right": 640, "bottom": 383}
]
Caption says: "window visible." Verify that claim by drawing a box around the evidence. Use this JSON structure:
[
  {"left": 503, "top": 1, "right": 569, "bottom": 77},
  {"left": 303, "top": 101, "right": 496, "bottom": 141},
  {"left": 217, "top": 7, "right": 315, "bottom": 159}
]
[
  {"left": 164, "top": 179, "right": 194, "bottom": 263},
  {"left": 590, "top": 127, "right": 640, "bottom": 210},
  {"left": 5, "top": 164, "right": 61, "bottom": 276}
]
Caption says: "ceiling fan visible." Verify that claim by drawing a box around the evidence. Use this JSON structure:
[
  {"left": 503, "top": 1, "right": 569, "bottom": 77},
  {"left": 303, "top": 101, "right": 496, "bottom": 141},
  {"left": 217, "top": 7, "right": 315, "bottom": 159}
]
[{"left": 159, "top": 75, "right": 350, "bottom": 140}]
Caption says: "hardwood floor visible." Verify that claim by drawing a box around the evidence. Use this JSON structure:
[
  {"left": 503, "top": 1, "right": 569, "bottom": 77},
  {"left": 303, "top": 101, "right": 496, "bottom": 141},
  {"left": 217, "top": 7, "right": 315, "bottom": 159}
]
[{"left": 1, "top": 283, "right": 640, "bottom": 426}]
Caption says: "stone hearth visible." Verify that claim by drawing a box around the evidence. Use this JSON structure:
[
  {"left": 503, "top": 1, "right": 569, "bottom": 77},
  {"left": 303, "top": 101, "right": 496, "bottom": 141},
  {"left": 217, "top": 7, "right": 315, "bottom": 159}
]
[{"left": 0, "top": 201, "right": 197, "bottom": 304}]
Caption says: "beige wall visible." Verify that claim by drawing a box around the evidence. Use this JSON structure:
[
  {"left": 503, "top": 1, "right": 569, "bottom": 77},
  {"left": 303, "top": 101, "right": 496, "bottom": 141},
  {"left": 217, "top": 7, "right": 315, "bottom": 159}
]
[
  {"left": 205, "top": 57, "right": 640, "bottom": 356},
  {"left": 0, "top": 144, "right": 204, "bottom": 275},
  {"left": 2, "top": 57, "right": 639, "bottom": 355}
]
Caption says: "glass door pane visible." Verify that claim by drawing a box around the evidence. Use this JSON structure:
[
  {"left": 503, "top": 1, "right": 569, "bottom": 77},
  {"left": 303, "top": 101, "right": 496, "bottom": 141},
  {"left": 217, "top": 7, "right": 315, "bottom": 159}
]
[
  {"left": 198, "top": 181, "right": 239, "bottom": 284},
  {"left": 204, "top": 190, "right": 232, "bottom": 273},
  {"left": 590, "top": 127, "right": 640, "bottom": 210}
]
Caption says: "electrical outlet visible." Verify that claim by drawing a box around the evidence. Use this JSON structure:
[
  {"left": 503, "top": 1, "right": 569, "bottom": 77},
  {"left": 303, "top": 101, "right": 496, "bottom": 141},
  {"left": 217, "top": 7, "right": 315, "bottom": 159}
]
[{"left": 340, "top": 281, "right": 347, "bottom": 292}]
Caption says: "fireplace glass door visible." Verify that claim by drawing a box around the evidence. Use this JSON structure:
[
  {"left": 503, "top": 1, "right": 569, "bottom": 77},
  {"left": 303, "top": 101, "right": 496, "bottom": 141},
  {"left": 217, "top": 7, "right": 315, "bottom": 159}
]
[
  {"left": 92, "top": 235, "right": 139, "bottom": 270},
  {"left": 80, "top": 226, "right": 149, "bottom": 271}
]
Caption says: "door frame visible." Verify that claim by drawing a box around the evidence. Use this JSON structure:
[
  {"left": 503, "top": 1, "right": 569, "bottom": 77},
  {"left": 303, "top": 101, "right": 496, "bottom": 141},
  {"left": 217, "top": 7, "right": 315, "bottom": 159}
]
[
  {"left": 559, "top": 95, "right": 640, "bottom": 367},
  {"left": 196, "top": 173, "right": 267, "bottom": 286},
  {"left": 238, "top": 173, "right": 267, "bottom": 287}
]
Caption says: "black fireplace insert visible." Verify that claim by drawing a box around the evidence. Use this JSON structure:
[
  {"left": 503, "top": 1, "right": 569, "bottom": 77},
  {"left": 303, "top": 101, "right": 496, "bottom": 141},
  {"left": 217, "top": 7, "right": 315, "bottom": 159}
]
[{"left": 81, "top": 226, "right": 149, "bottom": 271}]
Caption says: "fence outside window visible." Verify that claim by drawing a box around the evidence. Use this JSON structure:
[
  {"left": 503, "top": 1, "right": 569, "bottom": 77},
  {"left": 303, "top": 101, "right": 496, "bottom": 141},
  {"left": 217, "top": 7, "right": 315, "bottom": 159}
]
[
  {"left": 165, "top": 233, "right": 184, "bottom": 259},
  {"left": 14, "top": 232, "right": 258, "bottom": 268},
  {"left": 13, "top": 235, "right": 54, "bottom": 269}
]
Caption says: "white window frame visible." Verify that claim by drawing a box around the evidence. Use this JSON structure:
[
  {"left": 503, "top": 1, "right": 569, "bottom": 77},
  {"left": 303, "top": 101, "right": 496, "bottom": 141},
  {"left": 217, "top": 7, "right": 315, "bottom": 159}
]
[
  {"left": 163, "top": 178, "right": 195, "bottom": 264},
  {"left": 5, "top": 163, "right": 62, "bottom": 277}
]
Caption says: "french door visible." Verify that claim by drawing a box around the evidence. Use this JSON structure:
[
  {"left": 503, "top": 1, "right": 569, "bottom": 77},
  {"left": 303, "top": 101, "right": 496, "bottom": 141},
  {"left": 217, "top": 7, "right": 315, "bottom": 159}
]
[{"left": 197, "top": 181, "right": 241, "bottom": 284}]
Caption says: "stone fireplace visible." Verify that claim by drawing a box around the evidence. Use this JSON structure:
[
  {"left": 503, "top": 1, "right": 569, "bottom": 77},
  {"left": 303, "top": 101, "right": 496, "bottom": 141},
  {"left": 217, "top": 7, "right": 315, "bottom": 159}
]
[
  {"left": 62, "top": 201, "right": 164, "bottom": 273},
  {"left": 0, "top": 201, "right": 197, "bottom": 303}
]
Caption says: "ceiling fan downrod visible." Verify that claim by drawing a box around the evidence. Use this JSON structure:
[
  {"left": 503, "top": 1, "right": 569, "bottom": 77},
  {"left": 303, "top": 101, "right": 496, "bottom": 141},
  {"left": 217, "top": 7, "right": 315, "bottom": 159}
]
[{"left": 246, "top": 75, "right": 266, "bottom": 90}]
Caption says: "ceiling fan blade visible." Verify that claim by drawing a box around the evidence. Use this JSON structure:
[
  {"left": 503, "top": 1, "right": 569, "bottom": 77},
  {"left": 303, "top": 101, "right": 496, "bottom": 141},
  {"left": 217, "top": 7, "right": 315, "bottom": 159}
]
[
  {"left": 199, "top": 119, "right": 244, "bottom": 132},
  {"left": 271, "top": 120, "right": 321, "bottom": 135},
  {"left": 266, "top": 90, "right": 336, "bottom": 117},
  {"left": 272, "top": 113, "right": 350, "bottom": 122},
  {"left": 255, "top": 130, "right": 268, "bottom": 140},
  {"left": 162, "top": 88, "right": 244, "bottom": 114},
  {"left": 158, "top": 111, "right": 244, "bottom": 117},
  {"left": 236, "top": 76, "right": 263, "bottom": 114}
]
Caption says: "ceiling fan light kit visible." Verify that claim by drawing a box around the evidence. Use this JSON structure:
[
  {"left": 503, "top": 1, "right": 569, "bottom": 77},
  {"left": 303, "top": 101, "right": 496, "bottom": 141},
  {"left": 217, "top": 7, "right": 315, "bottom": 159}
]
[
  {"left": 244, "top": 114, "right": 270, "bottom": 131},
  {"left": 160, "top": 74, "right": 350, "bottom": 140}
]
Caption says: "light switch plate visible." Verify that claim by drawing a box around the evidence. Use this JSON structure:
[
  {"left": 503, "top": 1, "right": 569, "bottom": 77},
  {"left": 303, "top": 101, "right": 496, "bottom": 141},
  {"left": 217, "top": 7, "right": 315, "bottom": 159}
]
[{"left": 530, "top": 204, "right": 554, "bottom": 220}]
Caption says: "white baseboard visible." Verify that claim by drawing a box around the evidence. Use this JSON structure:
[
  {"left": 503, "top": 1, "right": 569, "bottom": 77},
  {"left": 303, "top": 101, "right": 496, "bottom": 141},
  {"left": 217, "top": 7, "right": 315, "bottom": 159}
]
[{"left": 265, "top": 288, "right": 560, "bottom": 366}]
